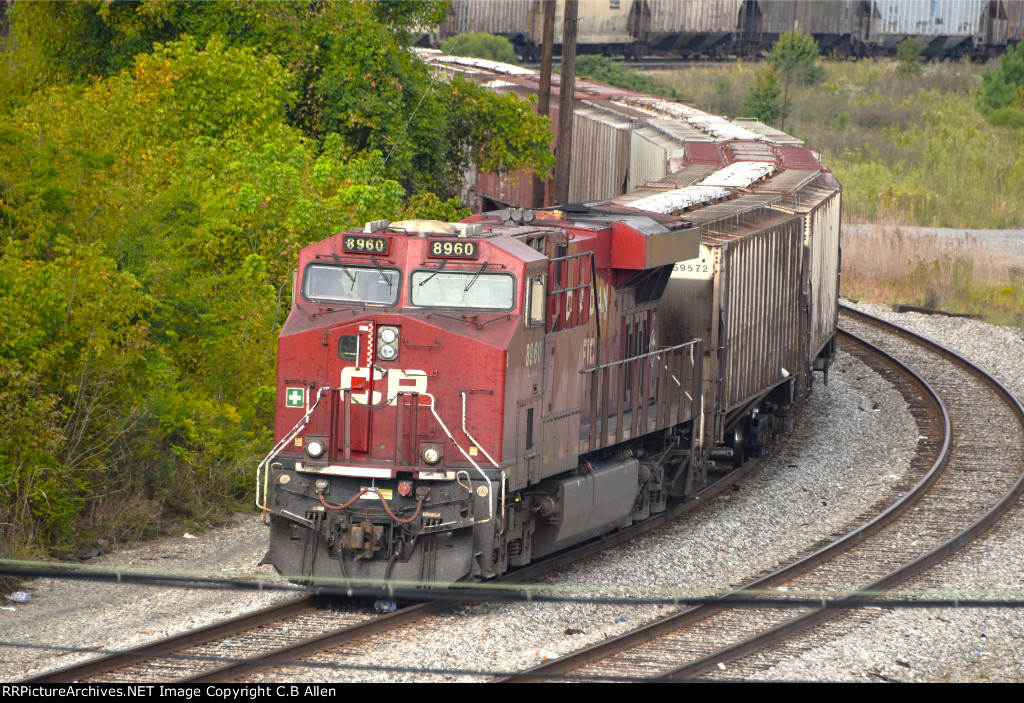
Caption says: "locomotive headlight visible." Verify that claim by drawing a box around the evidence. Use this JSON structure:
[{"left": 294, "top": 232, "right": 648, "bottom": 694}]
[
  {"left": 421, "top": 446, "right": 441, "bottom": 464},
  {"left": 305, "top": 439, "right": 326, "bottom": 458},
  {"left": 377, "top": 327, "right": 399, "bottom": 361},
  {"left": 378, "top": 326, "right": 398, "bottom": 345}
]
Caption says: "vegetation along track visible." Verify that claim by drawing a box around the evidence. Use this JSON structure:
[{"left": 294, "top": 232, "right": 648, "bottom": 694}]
[{"left": 502, "top": 305, "right": 1024, "bottom": 682}]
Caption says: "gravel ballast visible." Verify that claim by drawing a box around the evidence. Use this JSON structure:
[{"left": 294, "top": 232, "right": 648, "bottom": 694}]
[{"left": 2, "top": 300, "right": 1022, "bottom": 682}]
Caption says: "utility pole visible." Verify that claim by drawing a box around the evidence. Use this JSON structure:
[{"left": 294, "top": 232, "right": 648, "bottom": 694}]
[
  {"left": 532, "top": 0, "right": 556, "bottom": 209},
  {"left": 552, "top": 0, "right": 578, "bottom": 206},
  {"left": 780, "top": 5, "right": 797, "bottom": 132}
]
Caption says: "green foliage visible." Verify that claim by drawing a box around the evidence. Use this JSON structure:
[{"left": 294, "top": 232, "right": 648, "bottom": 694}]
[
  {"left": 832, "top": 89, "right": 1024, "bottom": 227},
  {"left": 742, "top": 67, "right": 786, "bottom": 125},
  {"left": 573, "top": 55, "right": 676, "bottom": 97},
  {"left": 307, "top": 8, "right": 551, "bottom": 193},
  {"left": 5, "top": 1, "right": 551, "bottom": 198},
  {"left": 830, "top": 111, "right": 850, "bottom": 131},
  {"left": 372, "top": 0, "right": 447, "bottom": 37},
  {"left": 896, "top": 37, "right": 924, "bottom": 78},
  {"left": 987, "top": 106, "right": 1024, "bottom": 128},
  {"left": 656, "top": 57, "right": 1022, "bottom": 230},
  {"left": 980, "top": 41, "right": 1024, "bottom": 123},
  {"left": 0, "top": 1, "right": 556, "bottom": 553},
  {"left": 442, "top": 32, "right": 519, "bottom": 65},
  {"left": 8, "top": 1, "right": 447, "bottom": 83},
  {"left": 768, "top": 30, "right": 825, "bottom": 86},
  {"left": 444, "top": 76, "right": 555, "bottom": 178},
  {"left": 0, "top": 240, "right": 155, "bottom": 548}
]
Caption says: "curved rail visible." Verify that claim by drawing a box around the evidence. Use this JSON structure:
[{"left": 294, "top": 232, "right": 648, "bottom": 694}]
[
  {"left": 33, "top": 308, "right": 1013, "bottom": 683},
  {"left": 656, "top": 307, "right": 1024, "bottom": 680},
  {"left": 499, "top": 318, "right": 954, "bottom": 681}
]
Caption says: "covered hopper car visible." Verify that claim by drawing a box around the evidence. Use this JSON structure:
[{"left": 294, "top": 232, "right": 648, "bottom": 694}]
[{"left": 438, "top": 0, "right": 1023, "bottom": 61}]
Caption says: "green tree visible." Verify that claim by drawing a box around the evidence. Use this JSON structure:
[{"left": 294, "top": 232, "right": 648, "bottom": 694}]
[
  {"left": 768, "top": 29, "right": 824, "bottom": 86},
  {"left": 5, "top": 1, "right": 553, "bottom": 197},
  {"left": 0, "top": 3, "right": 553, "bottom": 553},
  {"left": 896, "top": 37, "right": 924, "bottom": 78},
  {"left": 742, "top": 67, "right": 786, "bottom": 125},
  {"left": 7, "top": 0, "right": 446, "bottom": 83},
  {"left": 442, "top": 32, "right": 519, "bottom": 64},
  {"left": 980, "top": 41, "right": 1024, "bottom": 113},
  {"left": 0, "top": 33, "right": 418, "bottom": 550}
]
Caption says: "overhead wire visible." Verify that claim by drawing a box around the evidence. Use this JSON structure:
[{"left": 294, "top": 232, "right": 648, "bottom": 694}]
[{"left": 3, "top": 561, "right": 1024, "bottom": 609}]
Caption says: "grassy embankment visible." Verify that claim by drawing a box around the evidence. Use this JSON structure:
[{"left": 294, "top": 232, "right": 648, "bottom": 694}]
[{"left": 653, "top": 59, "right": 1024, "bottom": 326}]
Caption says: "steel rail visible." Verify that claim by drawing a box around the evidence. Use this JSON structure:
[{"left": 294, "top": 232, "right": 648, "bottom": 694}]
[
  {"left": 182, "top": 451, "right": 769, "bottom": 682},
  {"left": 499, "top": 316, "right": 952, "bottom": 682},
  {"left": 20, "top": 424, "right": 768, "bottom": 683},
  {"left": 22, "top": 595, "right": 322, "bottom": 683}
]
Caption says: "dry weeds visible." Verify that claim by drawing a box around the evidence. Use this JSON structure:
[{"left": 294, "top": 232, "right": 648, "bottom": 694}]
[{"left": 841, "top": 224, "right": 1024, "bottom": 326}]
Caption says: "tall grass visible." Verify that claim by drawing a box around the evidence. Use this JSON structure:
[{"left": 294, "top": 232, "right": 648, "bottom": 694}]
[
  {"left": 653, "top": 58, "right": 1024, "bottom": 325},
  {"left": 654, "top": 58, "right": 1024, "bottom": 229},
  {"left": 841, "top": 225, "right": 1024, "bottom": 326}
]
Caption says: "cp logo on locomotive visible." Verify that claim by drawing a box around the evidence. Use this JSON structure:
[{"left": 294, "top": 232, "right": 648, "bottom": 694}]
[{"left": 340, "top": 367, "right": 429, "bottom": 406}]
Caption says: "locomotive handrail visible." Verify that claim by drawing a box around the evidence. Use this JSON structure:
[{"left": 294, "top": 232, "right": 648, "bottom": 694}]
[
  {"left": 421, "top": 391, "right": 494, "bottom": 525},
  {"left": 582, "top": 338, "right": 702, "bottom": 372},
  {"left": 255, "top": 384, "right": 347, "bottom": 512},
  {"left": 256, "top": 384, "right": 498, "bottom": 524},
  {"left": 463, "top": 391, "right": 506, "bottom": 531},
  {"left": 547, "top": 250, "right": 594, "bottom": 294}
]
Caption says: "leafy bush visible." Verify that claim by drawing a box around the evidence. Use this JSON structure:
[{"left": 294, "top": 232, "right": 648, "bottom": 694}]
[
  {"left": 896, "top": 37, "right": 924, "bottom": 78},
  {"left": 987, "top": 106, "right": 1024, "bottom": 128},
  {"left": 574, "top": 55, "right": 675, "bottom": 97},
  {"left": 441, "top": 32, "right": 518, "bottom": 65},
  {"left": 0, "top": 5, "right": 552, "bottom": 554},
  {"left": 742, "top": 67, "right": 786, "bottom": 125},
  {"left": 768, "top": 30, "right": 824, "bottom": 85},
  {"left": 979, "top": 41, "right": 1024, "bottom": 124}
]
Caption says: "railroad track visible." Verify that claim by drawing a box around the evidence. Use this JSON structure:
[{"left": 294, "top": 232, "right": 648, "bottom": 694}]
[
  {"left": 22, "top": 438, "right": 768, "bottom": 683},
  {"left": 30, "top": 307, "right": 1022, "bottom": 683},
  {"left": 500, "top": 305, "right": 1024, "bottom": 682}
]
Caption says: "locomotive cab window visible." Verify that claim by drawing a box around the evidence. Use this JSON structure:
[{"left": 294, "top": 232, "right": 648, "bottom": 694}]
[
  {"left": 525, "top": 274, "right": 546, "bottom": 327},
  {"left": 303, "top": 264, "right": 400, "bottom": 306},
  {"left": 410, "top": 270, "right": 516, "bottom": 311},
  {"left": 338, "top": 335, "right": 358, "bottom": 361}
]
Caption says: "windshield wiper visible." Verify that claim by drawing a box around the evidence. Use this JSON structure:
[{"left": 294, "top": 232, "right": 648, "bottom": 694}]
[
  {"left": 464, "top": 261, "right": 489, "bottom": 292},
  {"left": 331, "top": 253, "right": 356, "bottom": 285},
  {"left": 369, "top": 255, "right": 392, "bottom": 292},
  {"left": 418, "top": 260, "right": 446, "bottom": 286}
]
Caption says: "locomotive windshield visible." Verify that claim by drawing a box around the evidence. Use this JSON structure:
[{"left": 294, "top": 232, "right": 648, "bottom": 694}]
[
  {"left": 303, "top": 264, "right": 400, "bottom": 305},
  {"left": 410, "top": 270, "right": 516, "bottom": 311}
]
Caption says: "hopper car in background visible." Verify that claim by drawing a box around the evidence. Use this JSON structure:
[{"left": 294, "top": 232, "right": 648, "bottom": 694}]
[
  {"left": 257, "top": 52, "right": 841, "bottom": 586},
  {"left": 438, "top": 0, "right": 1024, "bottom": 61}
]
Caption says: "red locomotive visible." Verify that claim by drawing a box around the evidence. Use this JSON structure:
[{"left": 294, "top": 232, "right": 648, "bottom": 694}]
[{"left": 258, "top": 165, "right": 839, "bottom": 584}]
